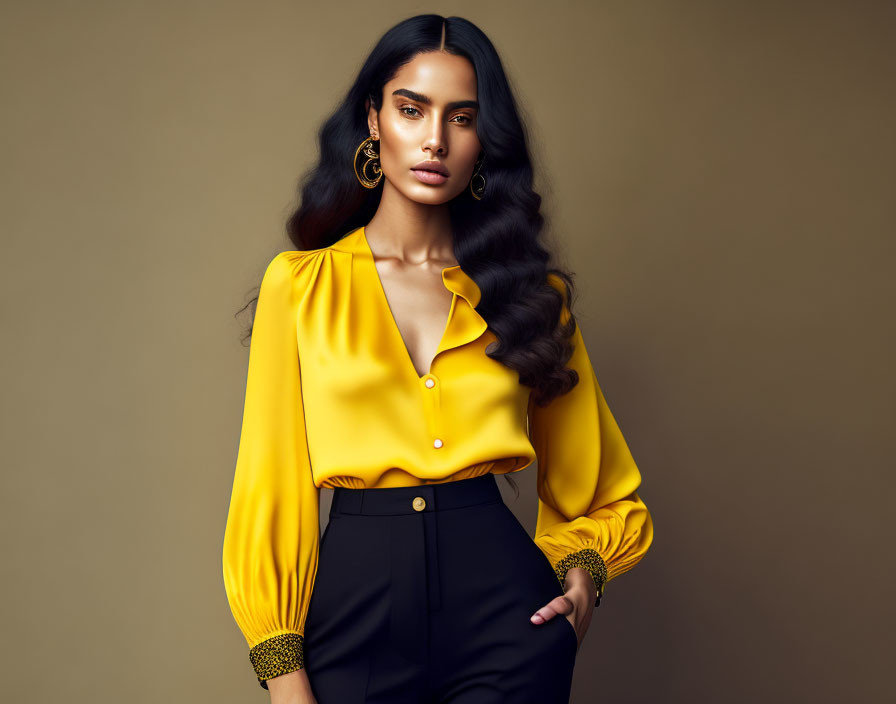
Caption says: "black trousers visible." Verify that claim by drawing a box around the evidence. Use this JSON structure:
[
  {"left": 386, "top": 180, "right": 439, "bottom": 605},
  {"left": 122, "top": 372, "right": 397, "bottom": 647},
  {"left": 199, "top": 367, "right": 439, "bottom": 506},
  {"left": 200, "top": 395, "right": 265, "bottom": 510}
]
[{"left": 303, "top": 472, "right": 578, "bottom": 704}]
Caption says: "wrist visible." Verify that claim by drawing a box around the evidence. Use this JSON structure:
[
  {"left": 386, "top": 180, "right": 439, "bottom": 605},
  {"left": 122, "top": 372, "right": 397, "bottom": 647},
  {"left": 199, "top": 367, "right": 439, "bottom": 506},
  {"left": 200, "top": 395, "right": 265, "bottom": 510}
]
[
  {"left": 563, "top": 567, "right": 597, "bottom": 603},
  {"left": 554, "top": 548, "right": 607, "bottom": 607},
  {"left": 267, "top": 667, "right": 313, "bottom": 703}
]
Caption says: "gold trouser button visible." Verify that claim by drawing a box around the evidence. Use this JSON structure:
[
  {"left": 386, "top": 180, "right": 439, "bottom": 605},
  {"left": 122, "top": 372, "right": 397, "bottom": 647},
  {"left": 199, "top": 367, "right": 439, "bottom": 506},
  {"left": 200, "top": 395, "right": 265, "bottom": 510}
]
[{"left": 412, "top": 496, "right": 426, "bottom": 511}]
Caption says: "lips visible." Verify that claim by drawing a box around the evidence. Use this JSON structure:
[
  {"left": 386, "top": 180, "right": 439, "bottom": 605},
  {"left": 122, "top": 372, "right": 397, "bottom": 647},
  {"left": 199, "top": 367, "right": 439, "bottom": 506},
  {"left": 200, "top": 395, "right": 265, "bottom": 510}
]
[
  {"left": 411, "top": 169, "right": 448, "bottom": 185},
  {"left": 411, "top": 161, "right": 450, "bottom": 176}
]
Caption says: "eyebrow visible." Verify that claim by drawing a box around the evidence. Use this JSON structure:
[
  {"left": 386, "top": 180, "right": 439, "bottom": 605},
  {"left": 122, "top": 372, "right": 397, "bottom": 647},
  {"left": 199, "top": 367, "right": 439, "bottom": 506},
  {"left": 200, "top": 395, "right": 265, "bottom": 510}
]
[{"left": 391, "top": 88, "right": 479, "bottom": 111}]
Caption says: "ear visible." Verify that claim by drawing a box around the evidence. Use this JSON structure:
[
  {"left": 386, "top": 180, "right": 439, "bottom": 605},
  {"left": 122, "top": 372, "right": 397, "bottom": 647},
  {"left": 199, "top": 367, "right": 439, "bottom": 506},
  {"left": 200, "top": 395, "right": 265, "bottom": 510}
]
[{"left": 366, "top": 96, "right": 379, "bottom": 139}]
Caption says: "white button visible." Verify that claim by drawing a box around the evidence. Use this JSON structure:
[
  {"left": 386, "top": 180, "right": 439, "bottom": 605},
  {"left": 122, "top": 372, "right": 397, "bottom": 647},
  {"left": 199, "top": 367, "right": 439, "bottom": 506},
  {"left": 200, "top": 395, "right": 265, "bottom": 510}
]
[
  {"left": 425, "top": 378, "right": 435, "bottom": 388},
  {"left": 433, "top": 438, "right": 443, "bottom": 448}
]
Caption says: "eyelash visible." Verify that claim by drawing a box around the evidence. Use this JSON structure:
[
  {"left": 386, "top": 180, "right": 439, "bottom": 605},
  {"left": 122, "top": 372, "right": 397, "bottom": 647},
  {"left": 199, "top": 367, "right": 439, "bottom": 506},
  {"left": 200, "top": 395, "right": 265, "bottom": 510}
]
[{"left": 399, "top": 105, "right": 473, "bottom": 125}]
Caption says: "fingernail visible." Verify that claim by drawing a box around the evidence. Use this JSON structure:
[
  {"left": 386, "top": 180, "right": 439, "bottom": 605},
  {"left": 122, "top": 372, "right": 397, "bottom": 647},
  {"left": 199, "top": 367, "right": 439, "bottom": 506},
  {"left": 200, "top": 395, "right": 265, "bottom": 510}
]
[{"left": 531, "top": 614, "right": 544, "bottom": 624}]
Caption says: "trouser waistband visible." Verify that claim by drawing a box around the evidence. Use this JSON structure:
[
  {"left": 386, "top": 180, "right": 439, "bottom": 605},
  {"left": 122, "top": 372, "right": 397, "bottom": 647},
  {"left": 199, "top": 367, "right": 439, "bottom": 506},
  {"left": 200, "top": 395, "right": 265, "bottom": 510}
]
[{"left": 330, "top": 472, "right": 501, "bottom": 516}]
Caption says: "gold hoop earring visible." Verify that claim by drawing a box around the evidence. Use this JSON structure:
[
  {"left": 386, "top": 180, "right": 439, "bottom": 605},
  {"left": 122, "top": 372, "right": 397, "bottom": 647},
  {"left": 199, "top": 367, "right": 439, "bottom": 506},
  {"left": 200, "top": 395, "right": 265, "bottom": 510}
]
[
  {"left": 354, "top": 135, "right": 383, "bottom": 188},
  {"left": 470, "top": 153, "right": 486, "bottom": 200}
]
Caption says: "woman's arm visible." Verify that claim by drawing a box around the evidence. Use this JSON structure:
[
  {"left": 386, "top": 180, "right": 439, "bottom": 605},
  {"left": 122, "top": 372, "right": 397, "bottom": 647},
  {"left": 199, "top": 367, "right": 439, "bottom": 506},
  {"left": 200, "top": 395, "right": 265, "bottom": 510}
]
[
  {"left": 222, "top": 253, "right": 321, "bottom": 694},
  {"left": 266, "top": 668, "right": 317, "bottom": 704},
  {"left": 528, "top": 275, "right": 655, "bottom": 605}
]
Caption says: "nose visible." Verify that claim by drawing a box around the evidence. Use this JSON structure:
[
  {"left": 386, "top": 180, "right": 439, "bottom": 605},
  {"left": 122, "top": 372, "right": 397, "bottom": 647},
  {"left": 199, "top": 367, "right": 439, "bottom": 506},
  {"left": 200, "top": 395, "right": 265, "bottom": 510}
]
[{"left": 422, "top": 121, "right": 447, "bottom": 155}]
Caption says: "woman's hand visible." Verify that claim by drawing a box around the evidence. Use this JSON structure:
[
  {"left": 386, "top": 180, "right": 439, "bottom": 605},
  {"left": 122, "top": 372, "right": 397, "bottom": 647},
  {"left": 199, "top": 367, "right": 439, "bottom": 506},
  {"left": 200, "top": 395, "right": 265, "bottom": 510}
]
[
  {"left": 529, "top": 567, "right": 596, "bottom": 649},
  {"left": 266, "top": 667, "right": 318, "bottom": 704}
]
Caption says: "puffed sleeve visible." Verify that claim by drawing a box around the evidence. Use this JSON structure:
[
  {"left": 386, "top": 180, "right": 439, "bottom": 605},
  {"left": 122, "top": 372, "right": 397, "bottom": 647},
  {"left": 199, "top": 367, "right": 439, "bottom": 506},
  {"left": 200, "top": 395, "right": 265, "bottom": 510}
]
[
  {"left": 222, "top": 252, "right": 320, "bottom": 689},
  {"left": 528, "top": 276, "right": 654, "bottom": 607}
]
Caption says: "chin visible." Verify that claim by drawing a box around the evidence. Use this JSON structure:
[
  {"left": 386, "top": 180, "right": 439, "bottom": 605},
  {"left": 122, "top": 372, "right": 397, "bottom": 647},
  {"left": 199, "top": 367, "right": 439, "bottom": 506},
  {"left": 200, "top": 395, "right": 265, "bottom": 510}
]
[
  {"left": 410, "top": 192, "right": 456, "bottom": 206},
  {"left": 404, "top": 180, "right": 461, "bottom": 205}
]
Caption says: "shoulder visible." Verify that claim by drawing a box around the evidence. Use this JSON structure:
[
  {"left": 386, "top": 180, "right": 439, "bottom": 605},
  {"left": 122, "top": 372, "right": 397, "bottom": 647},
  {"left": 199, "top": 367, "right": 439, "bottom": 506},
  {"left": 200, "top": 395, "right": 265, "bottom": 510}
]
[{"left": 260, "top": 242, "right": 347, "bottom": 303}]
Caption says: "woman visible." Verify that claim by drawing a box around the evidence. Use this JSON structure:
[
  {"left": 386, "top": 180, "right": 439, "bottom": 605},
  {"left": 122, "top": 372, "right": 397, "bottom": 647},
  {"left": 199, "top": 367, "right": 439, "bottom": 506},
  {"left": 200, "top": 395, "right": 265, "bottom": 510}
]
[{"left": 222, "top": 14, "right": 654, "bottom": 704}]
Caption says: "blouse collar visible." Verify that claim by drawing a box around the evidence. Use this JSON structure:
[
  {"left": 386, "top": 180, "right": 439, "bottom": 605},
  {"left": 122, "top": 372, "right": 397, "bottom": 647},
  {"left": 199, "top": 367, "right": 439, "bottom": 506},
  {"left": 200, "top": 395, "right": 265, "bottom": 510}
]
[
  {"left": 334, "top": 225, "right": 489, "bottom": 362},
  {"left": 441, "top": 264, "right": 481, "bottom": 308},
  {"left": 339, "top": 226, "right": 482, "bottom": 308}
]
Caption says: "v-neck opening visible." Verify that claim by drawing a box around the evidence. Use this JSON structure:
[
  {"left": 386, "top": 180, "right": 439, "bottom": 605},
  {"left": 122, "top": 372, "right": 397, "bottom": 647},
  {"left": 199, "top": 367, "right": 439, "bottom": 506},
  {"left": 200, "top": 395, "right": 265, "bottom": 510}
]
[{"left": 359, "top": 226, "right": 457, "bottom": 379}]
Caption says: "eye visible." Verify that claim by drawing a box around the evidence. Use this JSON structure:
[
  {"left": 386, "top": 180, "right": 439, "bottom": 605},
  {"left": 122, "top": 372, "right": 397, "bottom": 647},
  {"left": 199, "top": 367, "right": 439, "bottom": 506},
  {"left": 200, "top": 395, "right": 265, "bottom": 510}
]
[
  {"left": 452, "top": 114, "right": 473, "bottom": 125},
  {"left": 399, "top": 105, "right": 421, "bottom": 117}
]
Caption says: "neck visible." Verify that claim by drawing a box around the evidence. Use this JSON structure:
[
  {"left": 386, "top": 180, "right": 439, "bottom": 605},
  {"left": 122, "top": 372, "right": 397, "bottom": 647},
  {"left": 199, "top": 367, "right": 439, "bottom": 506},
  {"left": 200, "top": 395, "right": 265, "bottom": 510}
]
[{"left": 364, "top": 183, "right": 456, "bottom": 265}]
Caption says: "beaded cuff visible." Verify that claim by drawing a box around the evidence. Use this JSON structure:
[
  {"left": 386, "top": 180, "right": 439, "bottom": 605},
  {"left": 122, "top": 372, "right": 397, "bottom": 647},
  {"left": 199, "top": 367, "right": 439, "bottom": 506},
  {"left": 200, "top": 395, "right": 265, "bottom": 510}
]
[
  {"left": 248, "top": 632, "right": 305, "bottom": 690},
  {"left": 553, "top": 548, "right": 608, "bottom": 607}
]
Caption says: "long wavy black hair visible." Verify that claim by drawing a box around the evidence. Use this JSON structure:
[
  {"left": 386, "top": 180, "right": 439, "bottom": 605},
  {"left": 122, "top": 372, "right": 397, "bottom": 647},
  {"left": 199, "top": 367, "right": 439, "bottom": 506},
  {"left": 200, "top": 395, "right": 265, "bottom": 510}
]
[{"left": 238, "top": 14, "right": 583, "bottom": 497}]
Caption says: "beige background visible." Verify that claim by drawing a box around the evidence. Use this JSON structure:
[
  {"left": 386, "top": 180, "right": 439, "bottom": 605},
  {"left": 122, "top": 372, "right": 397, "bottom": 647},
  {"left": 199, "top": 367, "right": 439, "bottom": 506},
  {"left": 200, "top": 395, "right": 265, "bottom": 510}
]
[{"left": 1, "top": 1, "right": 893, "bottom": 702}]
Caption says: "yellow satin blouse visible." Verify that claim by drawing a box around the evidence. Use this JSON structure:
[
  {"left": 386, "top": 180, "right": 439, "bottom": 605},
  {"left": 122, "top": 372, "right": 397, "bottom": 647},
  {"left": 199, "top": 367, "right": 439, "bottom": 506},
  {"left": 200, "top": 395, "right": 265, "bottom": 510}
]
[{"left": 222, "top": 226, "right": 654, "bottom": 688}]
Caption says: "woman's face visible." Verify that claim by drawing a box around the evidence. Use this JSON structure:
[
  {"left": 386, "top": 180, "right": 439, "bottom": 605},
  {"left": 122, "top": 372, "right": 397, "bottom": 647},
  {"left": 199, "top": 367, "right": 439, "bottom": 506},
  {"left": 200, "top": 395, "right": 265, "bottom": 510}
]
[{"left": 368, "top": 51, "right": 482, "bottom": 205}]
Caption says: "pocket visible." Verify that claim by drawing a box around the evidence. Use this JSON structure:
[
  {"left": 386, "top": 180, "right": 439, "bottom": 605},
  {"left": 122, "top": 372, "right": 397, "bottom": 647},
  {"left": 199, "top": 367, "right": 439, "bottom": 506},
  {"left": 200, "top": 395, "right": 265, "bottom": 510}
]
[
  {"left": 313, "top": 515, "right": 343, "bottom": 584},
  {"left": 305, "top": 515, "right": 341, "bottom": 627},
  {"left": 502, "top": 509, "right": 562, "bottom": 590},
  {"left": 492, "top": 505, "right": 565, "bottom": 600},
  {"left": 559, "top": 613, "right": 579, "bottom": 652},
  {"left": 534, "top": 547, "right": 564, "bottom": 594},
  {"left": 319, "top": 514, "right": 337, "bottom": 554}
]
